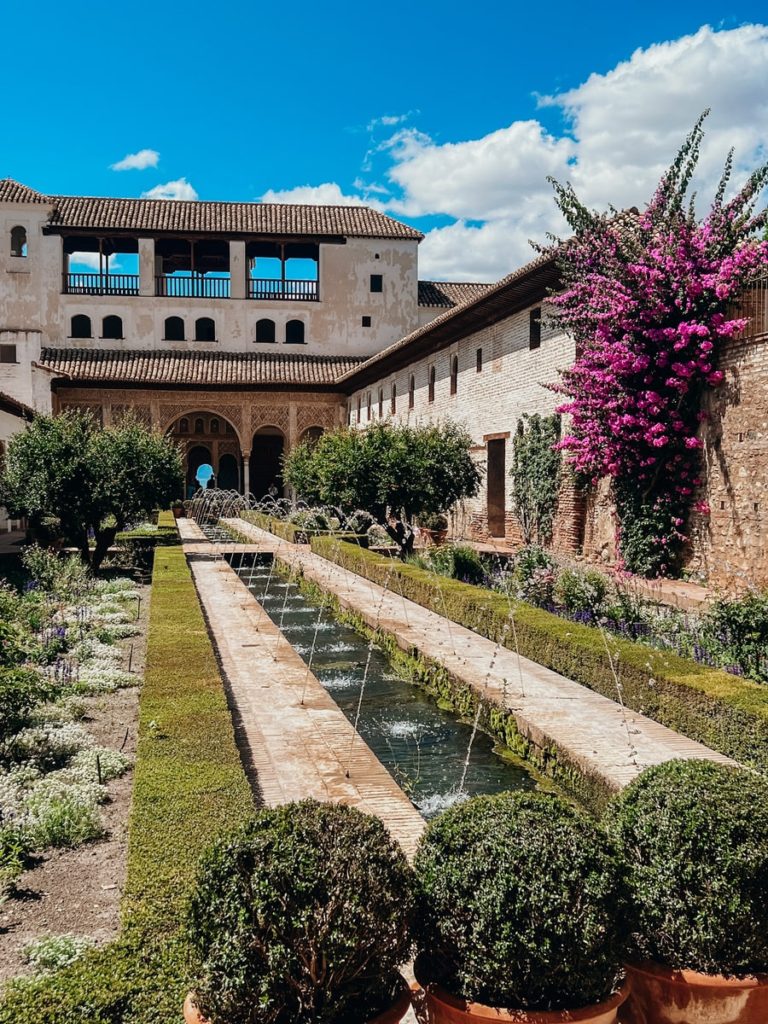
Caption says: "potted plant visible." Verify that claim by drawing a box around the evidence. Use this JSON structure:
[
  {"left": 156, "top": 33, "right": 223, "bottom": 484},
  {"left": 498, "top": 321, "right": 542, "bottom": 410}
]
[
  {"left": 419, "top": 512, "right": 449, "bottom": 545},
  {"left": 605, "top": 758, "right": 768, "bottom": 1024},
  {"left": 184, "top": 799, "right": 415, "bottom": 1024},
  {"left": 413, "top": 791, "right": 629, "bottom": 1023}
]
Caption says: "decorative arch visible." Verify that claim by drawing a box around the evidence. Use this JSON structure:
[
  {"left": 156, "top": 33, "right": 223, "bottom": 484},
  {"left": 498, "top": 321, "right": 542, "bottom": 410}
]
[
  {"left": 161, "top": 407, "right": 243, "bottom": 449},
  {"left": 299, "top": 425, "right": 324, "bottom": 445}
]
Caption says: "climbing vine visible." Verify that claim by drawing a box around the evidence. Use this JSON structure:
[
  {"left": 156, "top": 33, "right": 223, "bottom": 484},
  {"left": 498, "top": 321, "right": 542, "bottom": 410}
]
[
  {"left": 545, "top": 112, "right": 768, "bottom": 576},
  {"left": 510, "top": 413, "right": 562, "bottom": 546}
]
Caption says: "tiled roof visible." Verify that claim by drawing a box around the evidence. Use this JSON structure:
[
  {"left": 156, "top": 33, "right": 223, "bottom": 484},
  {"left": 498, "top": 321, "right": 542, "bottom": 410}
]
[
  {"left": 0, "top": 390, "right": 36, "bottom": 418},
  {"left": 418, "top": 280, "right": 494, "bottom": 307},
  {"left": 0, "top": 178, "right": 422, "bottom": 241},
  {"left": 0, "top": 180, "right": 50, "bottom": 205},
  {"left": 338, "top": 251, "right": 561, "bottom": 387},
  {"left": 37, "top": 349, "right": 364, "bottom": 387}
]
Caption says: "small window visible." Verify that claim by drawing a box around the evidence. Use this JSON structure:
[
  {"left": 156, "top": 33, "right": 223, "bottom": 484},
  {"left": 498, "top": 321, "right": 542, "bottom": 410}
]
[
  {"left": 361, "top": 316, "right": 371, "bottom": 328},
  {"left": 347, "top": 403, "right": 352, "bottom": 425},
  {"left": 378, "top": 387, "right": 384, "bottom": 418},
  {"left": 10, "top": 226, "right": 27, "bottom": 257},
  {"left": 164, "top": 316, "right": 184, "bottom": 341},
  {"left": 476, "top": 347, "right": 483, "bottom": 372},
  {"left": 194, "top": 417, "right": 205, "bottom": 434},
  {"left": 285, "top": 319, "right": 305, "bottom": 345},
  {"left": 529, "top": 307, "right": 542, "bottom": 350},
  {"left": 428, "top": 366, "right": 436, "bottom": 404},
  {"left": 210, "top": 418, "right": 220, "bottom": 434},
  {"left": 370, "top": 274, "right": 383, "bottom": 293},
  {"left": 0, "top": 344, "right": 17, "bottom": 364},
  {"left": 195, "top": 317, "right": 216, "bottom": 342},
  {"left": 179, "top": 418, "right": 189, "bottom": 433},
  {"left": 71, "top": 314, "right": 92, "bottom": 339},
  {"left": 102, "top": 315, "right": 123, "bottom": 340},
  {"left": 356, "top": 396, "right": 361, "bottom": 421},
  {"left": 408, "top": 374, "right": 415, "bottom": 410},
  {"left": 367, "top": 392, "right": 372, "bottom": 421},
  {"left": 256, "top": 318, "right": 276, "bottom": 344},
  {"left": 390, "top": 382, "right": 396, "bottom": 415},
  {"left": 450, "top": 355, "right": 458, "bottom": 396}
]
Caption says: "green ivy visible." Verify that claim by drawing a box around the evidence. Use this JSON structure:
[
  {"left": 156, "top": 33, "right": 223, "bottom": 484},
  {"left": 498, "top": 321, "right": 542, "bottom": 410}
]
[{"left": 510, "top": 414, "right": 562, "bottom": 545}]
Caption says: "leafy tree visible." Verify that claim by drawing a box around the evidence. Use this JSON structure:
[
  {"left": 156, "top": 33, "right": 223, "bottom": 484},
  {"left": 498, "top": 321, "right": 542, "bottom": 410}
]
[
  {"left": 545, "top": 112, "right": 768, "bottom": 575},
  {"left": 283, "top": 421, "right": 481, "bottom": 556},
  {"left": 510, "top": 413, "right": 561, "bottom": 545},
  {"left": 1, "top": 411, "right": 183, "bottom": 570}
]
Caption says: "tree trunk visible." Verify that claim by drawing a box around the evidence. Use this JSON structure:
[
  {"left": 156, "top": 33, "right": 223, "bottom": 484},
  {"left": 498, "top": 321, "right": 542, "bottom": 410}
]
[
  {"left": 385, "top": 519, "right": 415, "bottom": 560},
  {"left": 78, "top": 528, "right": 92, "bottom": 568},
  {"left": 92, "top": 526, "right": 118, "bottom": 572}
]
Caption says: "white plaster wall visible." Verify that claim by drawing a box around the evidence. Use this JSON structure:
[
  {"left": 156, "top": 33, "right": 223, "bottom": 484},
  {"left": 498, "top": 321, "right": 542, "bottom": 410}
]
[
  {"left": 346, "top": 303, "right": 575, "bottom": 528},
  {"left": 0, "top": 197, "right": 420, "bottom": 360},
  {"left": 0, "top": 406, "right": 29, "bottom": 530}
]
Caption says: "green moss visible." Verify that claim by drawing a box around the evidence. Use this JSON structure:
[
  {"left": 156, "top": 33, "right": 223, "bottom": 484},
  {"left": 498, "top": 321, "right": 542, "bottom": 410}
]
[
  {"left": 310, "top": 538, "right": 768, "bottom": 773},
  {"left": 0, "top": 545, "right": 253, "bottom": 1023}
]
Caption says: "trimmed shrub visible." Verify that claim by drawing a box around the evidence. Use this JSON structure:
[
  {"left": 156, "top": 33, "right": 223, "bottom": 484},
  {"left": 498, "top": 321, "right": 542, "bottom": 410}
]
[
  {"left": 310, "top": 539, "right": 768, "bottom": 771},
  {"left": 555, "top": 567, "right": 609, "bottom": 614},
  {"left": 188, "top": 799, "right": 415, "bottom": 1024},
  {"left": 414, "top": 791, "right": 625, "bottom": 1011},
  {"left": 605, "top": 759, "right": 768, "bottom": 975}
]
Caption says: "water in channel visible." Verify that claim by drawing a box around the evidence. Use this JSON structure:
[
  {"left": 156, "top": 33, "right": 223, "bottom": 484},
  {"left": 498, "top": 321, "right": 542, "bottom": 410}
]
[{"left": 229, "top": 550, "right": 535, "bottom": 818}]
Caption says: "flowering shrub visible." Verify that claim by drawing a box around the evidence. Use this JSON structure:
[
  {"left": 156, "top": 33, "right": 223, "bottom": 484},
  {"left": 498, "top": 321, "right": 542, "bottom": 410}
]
[
  {"left": 23, "top": 934, "right": 95, "bottom": 974},
  {"left": 548, "top": 113, "right": 768, "bottom": 575}
]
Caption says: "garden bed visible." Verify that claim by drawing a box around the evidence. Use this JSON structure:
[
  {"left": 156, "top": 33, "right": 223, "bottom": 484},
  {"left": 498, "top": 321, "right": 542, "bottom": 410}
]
[
  {"left": 310, "top": 538, "right": 768, "bottom": 773},
  {"left": 0, "top": 543, "right": 254, "bottom": 1023}
]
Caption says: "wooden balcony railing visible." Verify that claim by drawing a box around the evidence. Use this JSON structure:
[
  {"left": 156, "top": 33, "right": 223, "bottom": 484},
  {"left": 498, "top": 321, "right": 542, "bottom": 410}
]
[
  {"left": 248, "top": 278, "right": 319, "bottom": 301},
  {"left": 155, "top": 275, "right": 231, "bottom": 298},
  {"left": 731, "top": 276, "right": 768, "bottom": 339},
  {"left": 64, "top": 273, "right": 140, "bottom": 296}
]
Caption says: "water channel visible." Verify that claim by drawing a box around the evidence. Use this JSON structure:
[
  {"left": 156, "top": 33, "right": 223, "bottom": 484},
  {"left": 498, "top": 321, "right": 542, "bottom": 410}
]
[{"left": 221, "top": 543, "right": 535, "bottom": 818}]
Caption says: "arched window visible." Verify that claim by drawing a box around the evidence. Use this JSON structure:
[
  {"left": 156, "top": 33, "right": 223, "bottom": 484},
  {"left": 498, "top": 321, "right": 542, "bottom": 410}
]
[
  {"left": 409, "top": 374, "right": 415, "bottom": 410},
  {"left": 256, "top": 318, "right": 276, "bottom": 343},
  {"left": 391, "top": 382, "right": 397, "bottom": 415},
  {"left": 102, "top": 315, "right": 123, "bottom": 339},
  {"left": 195, "top": 317, "right": 216, "bottom": 342},
  {"left": 450, "top": 355, "right": 458, "bottom": 396},
  {"left": 428, "top": 366, "right": 436, "bottom": 403},
  {"left": 210, "top": 417, "right": 220, "bottom": 434},
  {"left": 378, "top": 387, "right": 384, "bottom": 418},
  {"left": 10, "top": 226, "right": 27, "bottom": 257},
  {"left": 285, "top": 319, "right": 305, "bottom": 345},
  {"left": 179, "top": 418, "right": 189, "bottom": 433},
  {"left": 164, "top": 316, "right": 184, "bottom": 341},
  {"left": 70, "top": 314, "right": 92, "bottom": 339},
  {"left": 194, "top": 417, "right": 205, "bottom": 434},
  {"left": 367, "top": 392, "right": 372, "bottom": 421}
]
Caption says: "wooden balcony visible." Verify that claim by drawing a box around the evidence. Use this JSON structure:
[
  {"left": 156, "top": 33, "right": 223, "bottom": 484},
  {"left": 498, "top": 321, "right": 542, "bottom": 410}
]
[
  {"left": 248, "top": 278, "right": 319, "bottom": 301},
  {"left": 156, "top": 275, "right": 231, "bottom": 298},
  {"left": 732, "top": 276, "right": 768, "bottom": 338},
  {"left": 64, "top": 273, "right": 140, "bottom": 296}
]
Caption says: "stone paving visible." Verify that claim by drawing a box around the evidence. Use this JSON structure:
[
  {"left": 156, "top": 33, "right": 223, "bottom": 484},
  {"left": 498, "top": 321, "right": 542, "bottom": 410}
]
[
  {"left": 217, "top": 518, "right": 736, "bottom": 795},
  {"left": 178, "top": 519, "right": 425, "bottom": 858}
]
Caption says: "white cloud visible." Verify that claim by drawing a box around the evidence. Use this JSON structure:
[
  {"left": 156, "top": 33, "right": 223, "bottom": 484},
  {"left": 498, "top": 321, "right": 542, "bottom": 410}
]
[
  {"left": 110, "top": 149, "right": 160, "bottom": 171},
  {"left": 140, "top": 178, "right": 198, "bottom": 201},
  {"left": 260, "top": 182, "right": 385, "bottom": 210},
  {"left": 253, "top": 26, "right": 768, "bottom": 281}
]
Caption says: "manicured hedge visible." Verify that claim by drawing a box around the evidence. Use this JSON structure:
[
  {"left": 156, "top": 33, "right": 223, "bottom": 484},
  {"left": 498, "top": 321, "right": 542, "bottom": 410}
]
[
  {"left": 310, "top": 538, "right": 768, "bottom": 773},
  {"left": 0, "top": 544, "right": 253, "bottom": 1024},
  {"left": 238, "top": 510, "right": 365, "bottom": 547}
]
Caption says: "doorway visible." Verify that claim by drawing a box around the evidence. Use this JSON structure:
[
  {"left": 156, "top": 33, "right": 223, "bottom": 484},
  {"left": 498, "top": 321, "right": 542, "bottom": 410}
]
[
  {"left": 250, "top": 428, "right": 285, "bottom": 499},
  {"left": 486, "top": 438, "right": 506, "bottom": 537}
]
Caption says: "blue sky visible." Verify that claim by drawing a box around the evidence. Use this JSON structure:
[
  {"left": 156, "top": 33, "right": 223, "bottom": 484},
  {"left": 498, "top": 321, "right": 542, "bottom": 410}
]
[{"left": 3, "top": 1, "right": 767, "bottom": 280}]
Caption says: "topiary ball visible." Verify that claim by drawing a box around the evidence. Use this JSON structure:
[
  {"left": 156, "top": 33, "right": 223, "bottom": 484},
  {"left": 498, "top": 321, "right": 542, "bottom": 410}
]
[
  {"left": 414, "top": 790, "right": 625, "bottom": 1011},
  {"left": 187, "top": 799, "right": 415, "bottom": 1024},
  {"left": 605, "top": 758, "right": 768, "bottom": 976}
]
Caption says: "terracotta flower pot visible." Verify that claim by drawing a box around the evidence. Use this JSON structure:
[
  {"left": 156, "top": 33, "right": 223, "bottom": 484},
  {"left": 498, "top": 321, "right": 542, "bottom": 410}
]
[
  {"left": 183, "top": 980, "right": 412, "bottom": 1024},
  {"left": 414, "top": 962, "right": 629, "bottom": 1024},
  {"left": 623, "top": 961, "right": 768, "bottom": 1024}
]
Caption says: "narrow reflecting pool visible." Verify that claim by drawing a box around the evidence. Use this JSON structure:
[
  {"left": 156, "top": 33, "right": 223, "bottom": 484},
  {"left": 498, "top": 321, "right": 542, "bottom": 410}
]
[{"left": 226, "top": 549, "right": 536, "bottom": 819}]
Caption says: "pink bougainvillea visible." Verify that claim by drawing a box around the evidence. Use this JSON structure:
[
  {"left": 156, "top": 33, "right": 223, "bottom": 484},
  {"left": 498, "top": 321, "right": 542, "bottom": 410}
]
[{"left": 546, "top": 114, "right": 768, "bottom": 576}]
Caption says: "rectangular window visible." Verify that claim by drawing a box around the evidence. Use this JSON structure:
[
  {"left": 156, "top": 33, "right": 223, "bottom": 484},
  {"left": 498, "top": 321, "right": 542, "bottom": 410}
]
[
  {"left": 370, "top": 274, "right": 383, "bottom": 293},
  {"left": 362, "top": 315, "right": 371, "bottom": 327},
  {"left": 476, "top": 347, "right": 483, "bottom": 372},
  {"left": 529, "top": 307, "right": 542, "bottom": 350},
  {"left": 0, "top": 345, "right": 17, "bottom": 363}
]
